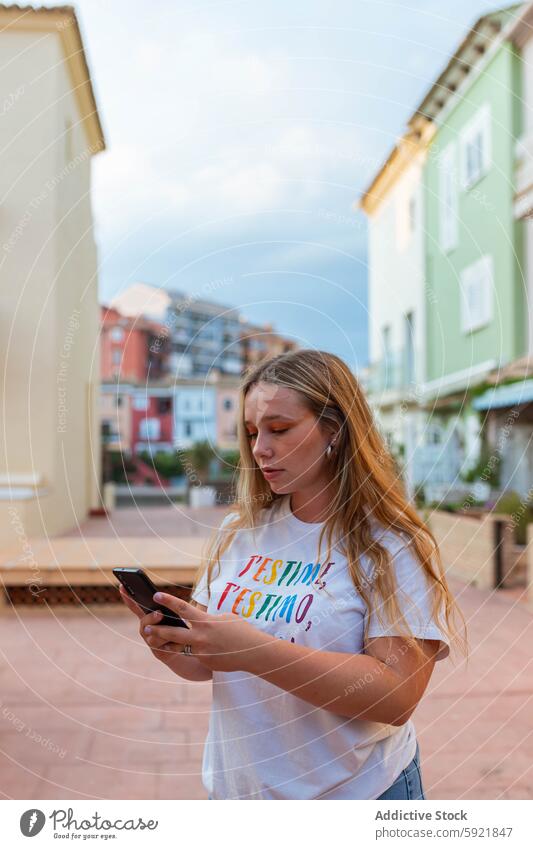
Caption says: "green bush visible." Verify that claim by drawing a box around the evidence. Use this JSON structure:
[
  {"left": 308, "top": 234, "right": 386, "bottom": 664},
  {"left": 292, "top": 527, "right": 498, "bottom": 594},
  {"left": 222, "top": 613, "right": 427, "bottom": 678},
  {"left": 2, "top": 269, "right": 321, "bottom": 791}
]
[
  {"left": 184, "top": 440, "right": 214, "bottom": 473},
  {"left": 461, "top": 445, "right": 500, "bottom": 487},
  {"left": 135, "top": 443, "right": 239, "bottom": 484},
  {"left": 218, "top": 449, "right": 240, "bottom": 478},
  {"left": 413, "top": 485, "right": 426, "bottom": 509},
  {"left": 105, "top": 450, "right": 136, "bottom": 483},
  {"left": 138, "top": 450, "right": 184, "bottom": 479}
]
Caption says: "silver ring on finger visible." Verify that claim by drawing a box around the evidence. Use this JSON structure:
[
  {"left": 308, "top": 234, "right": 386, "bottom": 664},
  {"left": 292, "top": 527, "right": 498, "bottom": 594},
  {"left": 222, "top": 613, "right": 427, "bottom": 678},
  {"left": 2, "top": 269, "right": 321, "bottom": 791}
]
[{"left": 182, "top": 644, "right": 193, "bottom": 655}]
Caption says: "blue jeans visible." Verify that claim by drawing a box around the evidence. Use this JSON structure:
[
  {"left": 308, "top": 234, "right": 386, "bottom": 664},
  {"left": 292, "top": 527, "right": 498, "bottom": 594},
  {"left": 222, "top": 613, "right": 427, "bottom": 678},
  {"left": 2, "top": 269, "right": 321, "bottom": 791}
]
[
  {"left": 375, "top": 740, "right": 425, "bottom": 800},
  {"left": 207, "top": 741, "right": 425, "bottom": 800}
]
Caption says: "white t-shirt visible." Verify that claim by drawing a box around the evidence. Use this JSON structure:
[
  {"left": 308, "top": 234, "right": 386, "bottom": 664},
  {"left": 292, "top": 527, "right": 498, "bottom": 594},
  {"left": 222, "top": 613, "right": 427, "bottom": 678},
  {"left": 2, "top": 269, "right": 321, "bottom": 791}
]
[{"left": 191, "top": 495, "right": 450, "bottom": 800}]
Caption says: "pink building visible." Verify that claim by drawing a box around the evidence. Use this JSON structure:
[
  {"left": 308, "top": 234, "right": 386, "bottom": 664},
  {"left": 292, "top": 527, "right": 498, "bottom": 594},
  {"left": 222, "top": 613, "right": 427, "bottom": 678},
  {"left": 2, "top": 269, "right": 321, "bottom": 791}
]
[{"left": 215, "top": 379, "right": 240, "bottom": 450}]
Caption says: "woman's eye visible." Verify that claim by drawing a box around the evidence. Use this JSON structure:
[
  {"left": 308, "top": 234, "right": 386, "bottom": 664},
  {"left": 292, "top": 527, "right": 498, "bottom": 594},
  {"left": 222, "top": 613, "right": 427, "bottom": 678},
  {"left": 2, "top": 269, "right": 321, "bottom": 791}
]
[{"left": 246, "top": 429, "right": 288, "bottom": 439}]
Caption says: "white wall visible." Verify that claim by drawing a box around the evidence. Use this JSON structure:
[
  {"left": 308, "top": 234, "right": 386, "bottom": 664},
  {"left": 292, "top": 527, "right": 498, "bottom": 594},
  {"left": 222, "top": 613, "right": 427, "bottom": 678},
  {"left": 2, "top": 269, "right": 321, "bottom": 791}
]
[
  {"left": 368, "top": 153, "right": 427, "bottom": 387},
  {"left": 0, "top": 29, "right": 102, "bottom": 545}
]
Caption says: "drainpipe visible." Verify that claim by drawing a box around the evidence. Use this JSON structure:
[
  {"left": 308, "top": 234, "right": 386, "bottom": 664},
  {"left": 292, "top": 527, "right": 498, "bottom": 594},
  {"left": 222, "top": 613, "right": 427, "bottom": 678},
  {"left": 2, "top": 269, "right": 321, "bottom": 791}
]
[{"left": 493, "top": 519, "right": 505, "bottom": 589}]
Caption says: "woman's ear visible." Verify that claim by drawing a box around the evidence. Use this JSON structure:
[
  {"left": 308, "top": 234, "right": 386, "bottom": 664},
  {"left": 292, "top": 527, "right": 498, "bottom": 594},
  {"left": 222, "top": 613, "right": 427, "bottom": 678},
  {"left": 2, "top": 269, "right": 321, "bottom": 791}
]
[
  {"left": 328, "top": 426, "right": 341, "bottom": 448},
  {"left": 324, "top": 428, "right": 340, "bottom": 458}
]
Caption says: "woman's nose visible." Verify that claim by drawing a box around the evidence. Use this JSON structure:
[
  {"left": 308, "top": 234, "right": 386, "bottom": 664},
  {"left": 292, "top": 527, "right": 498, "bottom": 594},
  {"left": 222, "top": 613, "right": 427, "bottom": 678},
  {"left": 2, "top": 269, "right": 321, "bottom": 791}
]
[{"left": 252, "top": 432, "right": 273, "bottom": 460}]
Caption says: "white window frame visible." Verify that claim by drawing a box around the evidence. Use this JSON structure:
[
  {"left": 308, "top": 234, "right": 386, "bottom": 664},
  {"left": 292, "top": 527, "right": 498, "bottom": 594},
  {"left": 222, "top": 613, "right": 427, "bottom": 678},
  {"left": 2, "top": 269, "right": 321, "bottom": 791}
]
[
  {"left": 382, "top": 324, "right": 392, "bottom": 361},
  {"left": 460, "top": 254, "right": 494, "bottom": 334},
  {"left": 404, "top": 310, "right": 415, "bottom": 385},
  {"left": 110, "top": 327, "right": 124, "bottom": 343},
  {"left": 408, "top": 195, "right": 416, "bottom": 234},
  {"left": 460, "top": 103, "right": 491, "bottom": 190},
  {"left": 132, "top": 395, "right": 149, "bottom": 411},
  {"left": 396, "top": 188, "right": 417, "bottom": 252},
  {"left": 438, "top": 142, "right": 458, "bottom": 253},
  {"left": 139, "top": 417, "right": 160, "bottom": 440},
  {"left": 426, "top": 424, "right": 443, "bottom": 446}
]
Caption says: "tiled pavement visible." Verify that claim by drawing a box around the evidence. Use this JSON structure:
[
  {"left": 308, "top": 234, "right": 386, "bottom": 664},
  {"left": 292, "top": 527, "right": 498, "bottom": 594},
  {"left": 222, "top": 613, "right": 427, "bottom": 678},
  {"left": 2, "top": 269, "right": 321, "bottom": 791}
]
[
  {"left": 0, "top": 610, "right": 211, "bottom": 800},
  {"left": 63, "top": 504, "right": 230, "bottom": 539},
  {"left": 0, "top": 508, "right": 531, "bottom": 800}
]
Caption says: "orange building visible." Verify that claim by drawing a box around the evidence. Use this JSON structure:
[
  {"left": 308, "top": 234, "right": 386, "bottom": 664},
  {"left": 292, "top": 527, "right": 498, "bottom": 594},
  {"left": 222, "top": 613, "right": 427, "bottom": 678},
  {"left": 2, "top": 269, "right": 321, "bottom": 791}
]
[
  {"left": 100, "top": 306, "right": 169, "bottom": 384},
  {"left": 240, "top": 320, "right": 297, "bottom": 370}
]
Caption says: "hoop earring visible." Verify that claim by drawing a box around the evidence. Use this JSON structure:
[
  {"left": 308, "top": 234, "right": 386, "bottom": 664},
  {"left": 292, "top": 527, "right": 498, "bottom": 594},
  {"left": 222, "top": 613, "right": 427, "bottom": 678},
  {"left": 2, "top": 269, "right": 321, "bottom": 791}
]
[{"left": 325, "top": 442, "right": 335, "bottom": 459}]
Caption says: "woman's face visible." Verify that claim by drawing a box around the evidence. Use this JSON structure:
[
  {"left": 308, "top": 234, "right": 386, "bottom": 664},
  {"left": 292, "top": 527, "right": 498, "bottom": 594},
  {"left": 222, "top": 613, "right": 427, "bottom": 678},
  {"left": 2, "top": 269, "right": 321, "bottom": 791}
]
[{"left": 243, "top": 381, "right": 334, "bottom": 495}]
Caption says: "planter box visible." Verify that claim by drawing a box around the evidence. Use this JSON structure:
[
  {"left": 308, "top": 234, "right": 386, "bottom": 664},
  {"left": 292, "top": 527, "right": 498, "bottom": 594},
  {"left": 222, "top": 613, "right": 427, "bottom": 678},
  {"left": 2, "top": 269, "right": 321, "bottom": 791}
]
[
  {"left": 428, "top": 510, "right": 500, "bottom": 590},
  {"left": 189, "top": 486, "right": 217, "bottom": 508}
]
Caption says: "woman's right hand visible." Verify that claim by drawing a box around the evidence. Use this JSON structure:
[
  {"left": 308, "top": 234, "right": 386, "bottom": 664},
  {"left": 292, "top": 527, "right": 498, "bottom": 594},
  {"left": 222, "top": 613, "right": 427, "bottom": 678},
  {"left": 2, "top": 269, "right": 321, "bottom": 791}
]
[{"left": 118, "top": 584, "right": 213, "bottom": 681}]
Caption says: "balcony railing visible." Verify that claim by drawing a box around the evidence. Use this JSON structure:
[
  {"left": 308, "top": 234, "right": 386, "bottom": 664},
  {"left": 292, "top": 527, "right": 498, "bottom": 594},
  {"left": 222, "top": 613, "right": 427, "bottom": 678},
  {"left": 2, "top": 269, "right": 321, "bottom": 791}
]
[{"left": 365, "top": 349, "right": 419, "bottom": 396}]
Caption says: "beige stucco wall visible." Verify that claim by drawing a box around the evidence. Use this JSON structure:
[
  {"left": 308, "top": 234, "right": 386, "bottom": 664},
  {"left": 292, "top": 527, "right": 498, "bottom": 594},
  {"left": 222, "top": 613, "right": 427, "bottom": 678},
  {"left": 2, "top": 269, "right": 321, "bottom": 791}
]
[
  {"left": 0, "top": 30, "right": 102, "bottom": 548},
  {"left": 427, "top": 510, "right": 496, "bottom": 590}
]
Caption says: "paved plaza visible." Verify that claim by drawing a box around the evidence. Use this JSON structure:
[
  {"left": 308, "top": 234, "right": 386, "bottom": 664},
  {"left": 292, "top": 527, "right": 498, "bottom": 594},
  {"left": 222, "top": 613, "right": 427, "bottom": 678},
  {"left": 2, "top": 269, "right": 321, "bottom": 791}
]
[{"left": 0, "top": 508, "right": 531, "bottom": 800}]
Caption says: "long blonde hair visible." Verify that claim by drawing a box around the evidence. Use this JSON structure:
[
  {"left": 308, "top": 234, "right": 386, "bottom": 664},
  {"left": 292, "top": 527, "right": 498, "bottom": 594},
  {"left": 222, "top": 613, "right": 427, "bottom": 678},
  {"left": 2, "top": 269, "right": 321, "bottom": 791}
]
[{"left": 193, "top": 349, "right": 468, "bottom": 665}]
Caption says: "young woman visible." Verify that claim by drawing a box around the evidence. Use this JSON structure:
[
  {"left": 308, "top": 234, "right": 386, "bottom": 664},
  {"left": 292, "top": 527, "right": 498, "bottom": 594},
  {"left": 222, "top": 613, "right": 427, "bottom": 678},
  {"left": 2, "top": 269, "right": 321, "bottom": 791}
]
[{"left": 120, "top": 349, "right": 468, "bottom": 800}]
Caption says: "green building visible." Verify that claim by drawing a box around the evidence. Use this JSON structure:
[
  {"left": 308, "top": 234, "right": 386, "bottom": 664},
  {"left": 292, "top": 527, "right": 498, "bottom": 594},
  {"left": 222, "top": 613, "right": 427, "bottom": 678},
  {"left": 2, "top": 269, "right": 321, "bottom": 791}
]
[
  {"left": 424, "top": 10, "right": 525, "bottom": 392},
  {"left": 360, "top": 4, "right": 533, "bottom": 499}
]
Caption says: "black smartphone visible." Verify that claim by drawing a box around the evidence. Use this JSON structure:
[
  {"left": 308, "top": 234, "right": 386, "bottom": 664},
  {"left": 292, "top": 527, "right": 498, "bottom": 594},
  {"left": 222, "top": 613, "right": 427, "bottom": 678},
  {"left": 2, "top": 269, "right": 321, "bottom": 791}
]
[{"left": 113, "top": 567, "right": 189, "bottom": 629}]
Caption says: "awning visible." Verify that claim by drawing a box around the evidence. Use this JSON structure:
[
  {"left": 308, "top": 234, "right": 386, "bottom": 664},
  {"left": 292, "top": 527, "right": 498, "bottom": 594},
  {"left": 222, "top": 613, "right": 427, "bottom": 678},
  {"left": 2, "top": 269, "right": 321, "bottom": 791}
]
[{"left": 472, "top": 378, "right": 533, "bottom": 411}]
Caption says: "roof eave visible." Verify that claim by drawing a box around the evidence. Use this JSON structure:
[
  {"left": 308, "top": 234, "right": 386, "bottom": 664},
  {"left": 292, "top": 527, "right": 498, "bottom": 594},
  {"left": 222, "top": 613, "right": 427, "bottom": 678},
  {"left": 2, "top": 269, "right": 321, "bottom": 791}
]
[
  {"left": 507, "top": 0, "right": 533, "bottom": 47},
  {"left": 0, "top": 4, "right": 106, "bottom": 154},
  {"left": 358, "top": 5, "right": 524, "bottom": 214},
  {"left": 409, "top": 6, "right": 523, "bottom": 127},
  {"left": 358, "top": 123, "right": 434, "bottom": 215}
]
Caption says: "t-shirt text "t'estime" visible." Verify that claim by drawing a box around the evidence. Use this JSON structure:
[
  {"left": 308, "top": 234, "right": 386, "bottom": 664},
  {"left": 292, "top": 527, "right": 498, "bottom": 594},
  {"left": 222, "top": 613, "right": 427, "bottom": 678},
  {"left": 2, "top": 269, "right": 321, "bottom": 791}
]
[{"left": 215, "top": 552, "right": 336, "bottom": 628}]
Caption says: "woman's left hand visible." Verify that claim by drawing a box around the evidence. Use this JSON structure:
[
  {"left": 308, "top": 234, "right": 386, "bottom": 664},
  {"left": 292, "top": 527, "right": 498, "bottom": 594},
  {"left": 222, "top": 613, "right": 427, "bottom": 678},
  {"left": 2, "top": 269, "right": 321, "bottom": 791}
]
[{"left": 145, "top": 592, "right": 273, "bottom": 673}]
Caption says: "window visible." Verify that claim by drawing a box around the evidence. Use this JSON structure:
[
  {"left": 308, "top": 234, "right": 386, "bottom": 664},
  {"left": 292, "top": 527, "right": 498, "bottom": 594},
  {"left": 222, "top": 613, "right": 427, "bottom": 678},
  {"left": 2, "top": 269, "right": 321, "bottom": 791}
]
[
  {"left": 396, "top": 186, "right": 416, "bottom": 251},
  {"left": 112, "top": 350, "right": 121, "bottom": 365},
  {"left": 116, "top": 395, "right": 123, "bottom": 408},
  {"left": 383, "top": 324, "right": 392, "bottom": 362},
  {"left": 460, "top": 104, "right": 491, "bottom": 189},
  {"left": 404, "top": 311, "right": 415, "bottom": 385},
  {"left": 408, "top": 196, "right": 416, "bottom": 233},
  {"left": 133, "top": 395, "right": 149, "bottom": 411},
  {"left": 382, "top": 324, "right": 392, "bottom": 358},
  {"left": 185, "top": 422, "right": 192, "bottom": 437},
  {"left": 426, "top": 425, "right": 442, "bottom": 445},
  {"left": 139, "top": 418, "right": 160, "bottom": 440},
  {"left": 438, "top": 142, "right": 458, "bottom": 253},
  {"left": 110, "top": 327, "right": 124, "bottom": 343},
  {"left": 223, "top": 398, "right": 233, "bottom": 411},
  {"left": 157, "top": 398, "right": 171, "bottom": 414},
  {"left": 381, "top": 324, "right": 393, "bottom": 390},
  {"left": 460, "top": 255, "right": 493, "bottom": 333}
]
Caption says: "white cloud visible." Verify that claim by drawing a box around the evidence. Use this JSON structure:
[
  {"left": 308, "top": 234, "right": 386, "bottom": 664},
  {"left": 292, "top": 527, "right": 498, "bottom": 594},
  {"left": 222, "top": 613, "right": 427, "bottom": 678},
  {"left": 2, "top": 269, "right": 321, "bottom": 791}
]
[{"left": 93, "top": 144, "right": 190, "bottom": 238}]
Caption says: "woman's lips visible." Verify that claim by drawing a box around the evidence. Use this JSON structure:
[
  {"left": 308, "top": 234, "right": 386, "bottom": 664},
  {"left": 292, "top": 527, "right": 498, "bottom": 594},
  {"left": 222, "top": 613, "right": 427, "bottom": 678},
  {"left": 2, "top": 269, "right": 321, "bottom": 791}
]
[{"left": 262, "top": 468, "right": 284, "bottom": 479}]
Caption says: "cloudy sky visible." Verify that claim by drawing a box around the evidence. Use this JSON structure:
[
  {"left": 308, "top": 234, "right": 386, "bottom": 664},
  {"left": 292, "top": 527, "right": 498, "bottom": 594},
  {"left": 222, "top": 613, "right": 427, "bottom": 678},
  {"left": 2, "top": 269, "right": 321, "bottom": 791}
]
[{"left": 64, "top": 0, "right": 513, "bottom": 370}]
